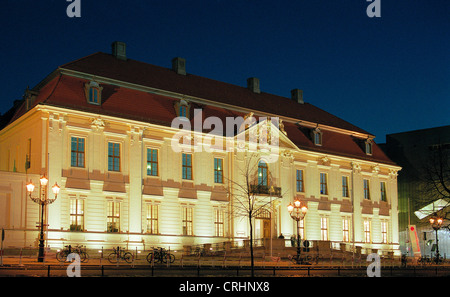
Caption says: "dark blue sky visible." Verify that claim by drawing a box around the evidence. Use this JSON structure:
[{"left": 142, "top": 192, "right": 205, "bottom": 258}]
[{"left": 0, "top": 0, "right": 448, "bottom": 142}]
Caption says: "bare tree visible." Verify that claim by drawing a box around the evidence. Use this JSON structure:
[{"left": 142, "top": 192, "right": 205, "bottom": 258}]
[
  {"left": 227, "top": 153, "right": 282, "bottom": 277},
  {"left": 420, "top": 142, "right": 450, "bottom": 221}
]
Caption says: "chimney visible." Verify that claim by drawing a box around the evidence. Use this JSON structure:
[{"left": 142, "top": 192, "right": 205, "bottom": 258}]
[
  {"left": 247, "top": 77, "right": 260, "bottom": 94},
  {"left": 172, "top": 57, "right": 186, "bottom": 75},
  {"left": 111, "top": 41, "right": 127, "bottom": 60},
  {"left": 291, "top": 89, "right": 304, "bottom": 104}
]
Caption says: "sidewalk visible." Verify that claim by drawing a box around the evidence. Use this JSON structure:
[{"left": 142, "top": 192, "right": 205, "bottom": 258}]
[{"left": 1, "top": 251, "right": 449, "bottom": 269}]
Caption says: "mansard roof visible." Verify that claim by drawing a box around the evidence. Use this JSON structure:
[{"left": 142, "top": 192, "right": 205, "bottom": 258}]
[{"left": 6, "top": 52, "right": 396, "bottom": 165}]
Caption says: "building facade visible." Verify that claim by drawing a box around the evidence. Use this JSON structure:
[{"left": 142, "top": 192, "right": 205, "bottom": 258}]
[
  {"left": 0, "top": 42, "right": 401, "bottom": 254},
  {"left": 381, "top": 126, "right": 450, "bottom": 257}
]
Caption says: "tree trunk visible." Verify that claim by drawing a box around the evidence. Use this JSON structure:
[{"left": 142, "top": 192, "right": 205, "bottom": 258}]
[{"left": 249, "top": 216, "right": 254, "bottom": 277}]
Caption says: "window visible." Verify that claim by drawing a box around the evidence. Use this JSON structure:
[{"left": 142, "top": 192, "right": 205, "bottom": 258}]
[
  {"left": 25, "top": 138, "right": 31, "bottom": 170},
  {"left": 342, "top": 218, "right": 350, "bottom": 242},
  {"left": 321, "top": 217, "right": 328, "bottom": 240},
  {"left": 71, "top": 137, "right": 85, "bottom": 168},
  {"left": 313, "top": 128, "right": 322, "bottom": 146},
  {"left": 380, "top": 182, "right": 387, "bottom": 202},
  {"left": 363, "top": 220, "right": 371, "bottom": 243},
  {"left": 320, "top": 173, "right": 328, "bottom": 195},
  {"left": 108, "top": 142, "right": 120, "bottom": 172},
  {"left": 381, "top": 221, "right": 388, "bottom": 243},
  {"left": 299, "top": 219, "right": 305, "bottom": 239},
  {"left": 214, "top": 208, "right": 224, "bottom": 237},
  {"left": 363, "top": 179, "right": 371, "bottom": 200},
  {"left": 365, "top": 139, "right": 373, "bottom": 155},
  {"left": 146, "top": 204, "right": 159, "bottom": 234},
  {"left": 182, "top": 206, "right": 193, "bottom": 235},
  {"left": 70, "top": 198, "right": 84, "bottom": 231},
  {"left": 175, "top": 99, "right": 190, "bottom": 119},
  {"left": 147, "top": 148, "right": 158, "bottom": 176},
  {"left": 258, "top": 160, "right": 268, "bottom": 186},
  {"left": 85, "top": 81, "right": 102, "bottom": 105},
  {"left": 179, "top": 105, "right": 187, "bottom": 117},
  {"left": 342, "top": 176, "right": 349, "bottom": 198},
  {"left": 89, "top": 87, "right": 99, "bottom": 104},
  {"left": 107, "top": 201, "right": 120, "bottom": 233},
  {"left": 214, "top": 158, "right": 224, "bottom": 183},
  {"left": 296, "top": 170, "right": 304, "bottom": 192},
  {"left": 182, "top": 153, "right": 192, "bottom": 180}
]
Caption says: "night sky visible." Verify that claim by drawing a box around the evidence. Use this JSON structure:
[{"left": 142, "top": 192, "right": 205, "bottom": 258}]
[{"left": 0, "top": 0, "right": 448, "bottom": 142}]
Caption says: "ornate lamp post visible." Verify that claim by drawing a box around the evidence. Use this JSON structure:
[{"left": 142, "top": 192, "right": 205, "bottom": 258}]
[
  {"left": 429, "top": 215, "right": 443, "bottom": 264},
  {"left": 287, "top": 198, "right": 307, "bottom": 264},
  {"left": 26, "top": 176, "right": 60, "bottom": 262}
]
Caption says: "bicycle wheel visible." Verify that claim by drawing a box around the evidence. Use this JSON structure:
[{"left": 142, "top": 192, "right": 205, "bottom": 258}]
[
  {"left": 56, "top": 251, "right": 67, "bottom": 262},
  {"left": 169, "top": 253, "right": 175, "bottom": 263},
  {"left": 146, "top": 252, "right": 154, "bottom": 263},
  {"left": 153, "top": 251, "right": 162, "bottom": 263},
  {"left": 108, "top": 253, "right": 118, "bottom": 263},
  {"left": 80, "top": 251, "right": 89, "bottom": 263},
  {"left": 123, "top": 252, "right": 133, "bottom": 263}
]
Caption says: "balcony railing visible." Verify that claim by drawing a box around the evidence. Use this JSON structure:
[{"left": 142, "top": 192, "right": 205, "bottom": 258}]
[{"left": 250, "top": 184, "right": 282, "bottom": 197}]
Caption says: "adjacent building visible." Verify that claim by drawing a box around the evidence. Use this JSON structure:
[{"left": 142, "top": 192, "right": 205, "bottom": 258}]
[
  {"left": 0, "top": 42, "right": 401, "bottom": 254},
  {"left": 381, "top": 125, "right": 450, "bottom": 257}
]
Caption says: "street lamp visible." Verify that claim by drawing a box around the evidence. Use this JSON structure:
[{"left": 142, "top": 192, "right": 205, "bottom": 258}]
[
  {"left": 26, "top": 175, "right": 60, "bottom": 262},
  {"left": 429, "top": 215, "right": 444, "bottom": 264},
  {"left": 287, "top": 198, "right": 307, "bottom": 264}
]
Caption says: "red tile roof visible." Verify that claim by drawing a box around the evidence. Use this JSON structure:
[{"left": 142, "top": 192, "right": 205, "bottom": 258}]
[{"left": 9, "top": 52, "right": 396, "bottom": 165}]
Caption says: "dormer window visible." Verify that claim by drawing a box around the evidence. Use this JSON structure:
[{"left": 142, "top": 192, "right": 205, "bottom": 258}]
[
  {"left": 174, "top": 99, "right": 190, "bottom": 119},
  {"left": 365, "top": 138, "right": 373, "bottom": 155},
  {"left": 313, "top": 127, "right": 322, "bottom": 146},
  {"left": 179, "top": 104, "right": 187, "bottom": 117},
  {"left": 85, "top": 81, "right": 102, "bottom": 105}
]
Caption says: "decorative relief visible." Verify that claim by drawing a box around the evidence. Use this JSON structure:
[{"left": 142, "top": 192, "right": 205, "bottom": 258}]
[
  {"left": 281, "top": 150, "right": 294, "bottom": 167},
  {"left": 90, "top": 117, "right": 106, "bottom": 131},
  {"left": 389, "top": 169, "right": 398, "bottom": 179},
  {"left": 320, "top": 156, "right": 330, "bottom": 166},
  {"left": 351, "top": 162, "right": 361, "bottom": 173},
  {"left": 371, "top": 165, "right": 380, "bottom": 174}
]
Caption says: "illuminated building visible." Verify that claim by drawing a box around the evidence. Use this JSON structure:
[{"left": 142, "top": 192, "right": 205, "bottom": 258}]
[{"left": 0, "top": 42, "right": 401, "bottom": 255}]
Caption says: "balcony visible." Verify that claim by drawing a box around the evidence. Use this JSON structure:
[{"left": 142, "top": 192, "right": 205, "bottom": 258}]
[{"left": 250, "top": 184, "right": 282, "bottom": 197}]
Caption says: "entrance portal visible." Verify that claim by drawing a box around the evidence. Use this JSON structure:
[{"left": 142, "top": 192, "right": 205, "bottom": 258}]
[{"left": 255, "top": 208, "right": 272, "bottom": 239}]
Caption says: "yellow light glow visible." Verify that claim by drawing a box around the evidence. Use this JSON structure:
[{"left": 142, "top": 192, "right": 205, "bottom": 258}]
[
  {"left": 287, "top": 203, "right": 294, "bottom": 213},
  {"left": 52, "top": 182, "right": 60, "bottom": 195},
  {"left": 26, "top": 181, "right": 35, "bottom": 193},
  {"left": 40, "top": 176, "right": 48, "bottom": 186},
  {"left": 301, "top": 206, "right": 308, "bottom": 214}
]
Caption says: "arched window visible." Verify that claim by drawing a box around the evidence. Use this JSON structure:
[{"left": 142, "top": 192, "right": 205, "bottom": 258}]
[
  {"left": 175, "top": 99, "right": 190, "bottom": 119},
  {"left": 313, "top": 127, "right": 322, "bottom": 146},
  {"left": 258, "top": 160, "right": 268, "bottom": 186},
  {"left": 85, "top": 80, "right": 102, "bottom": 105}
]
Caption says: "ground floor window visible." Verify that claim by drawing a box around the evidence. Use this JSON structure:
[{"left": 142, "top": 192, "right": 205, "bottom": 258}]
[{"left": 107, "top": 201, "right": 120, "bottom": 233}]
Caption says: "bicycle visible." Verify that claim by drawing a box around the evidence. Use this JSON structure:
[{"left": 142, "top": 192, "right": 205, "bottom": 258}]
[
  {"left": 289, "top": 254, "right": 313, "bottom": 265},
  {"left": 108, "top": 246, "right": 134, "bottom": 263},
  {"left": 146, "top": 247, "right": 175, "bottom": 264},
  {"left": 56, "top": 245, "right": 89, "bottom": 263}
]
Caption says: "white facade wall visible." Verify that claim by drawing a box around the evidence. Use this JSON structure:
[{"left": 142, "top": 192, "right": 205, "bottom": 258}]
[{"left": 0, "top": 106, "right": 400, "bottom": 255}]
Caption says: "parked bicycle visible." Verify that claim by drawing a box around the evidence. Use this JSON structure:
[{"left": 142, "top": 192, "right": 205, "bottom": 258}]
[
  {"left": 146, "top": 247, "right": 175, "bottom": 264},
  {"left": 56, "top": 244, "right": 89, "bottom": 263},
  {"left": 289, "top": 254, "right": 313, "bottom": 265},
  {"left": 108, "top": 246, "right": 134, "bottom": 263}
]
